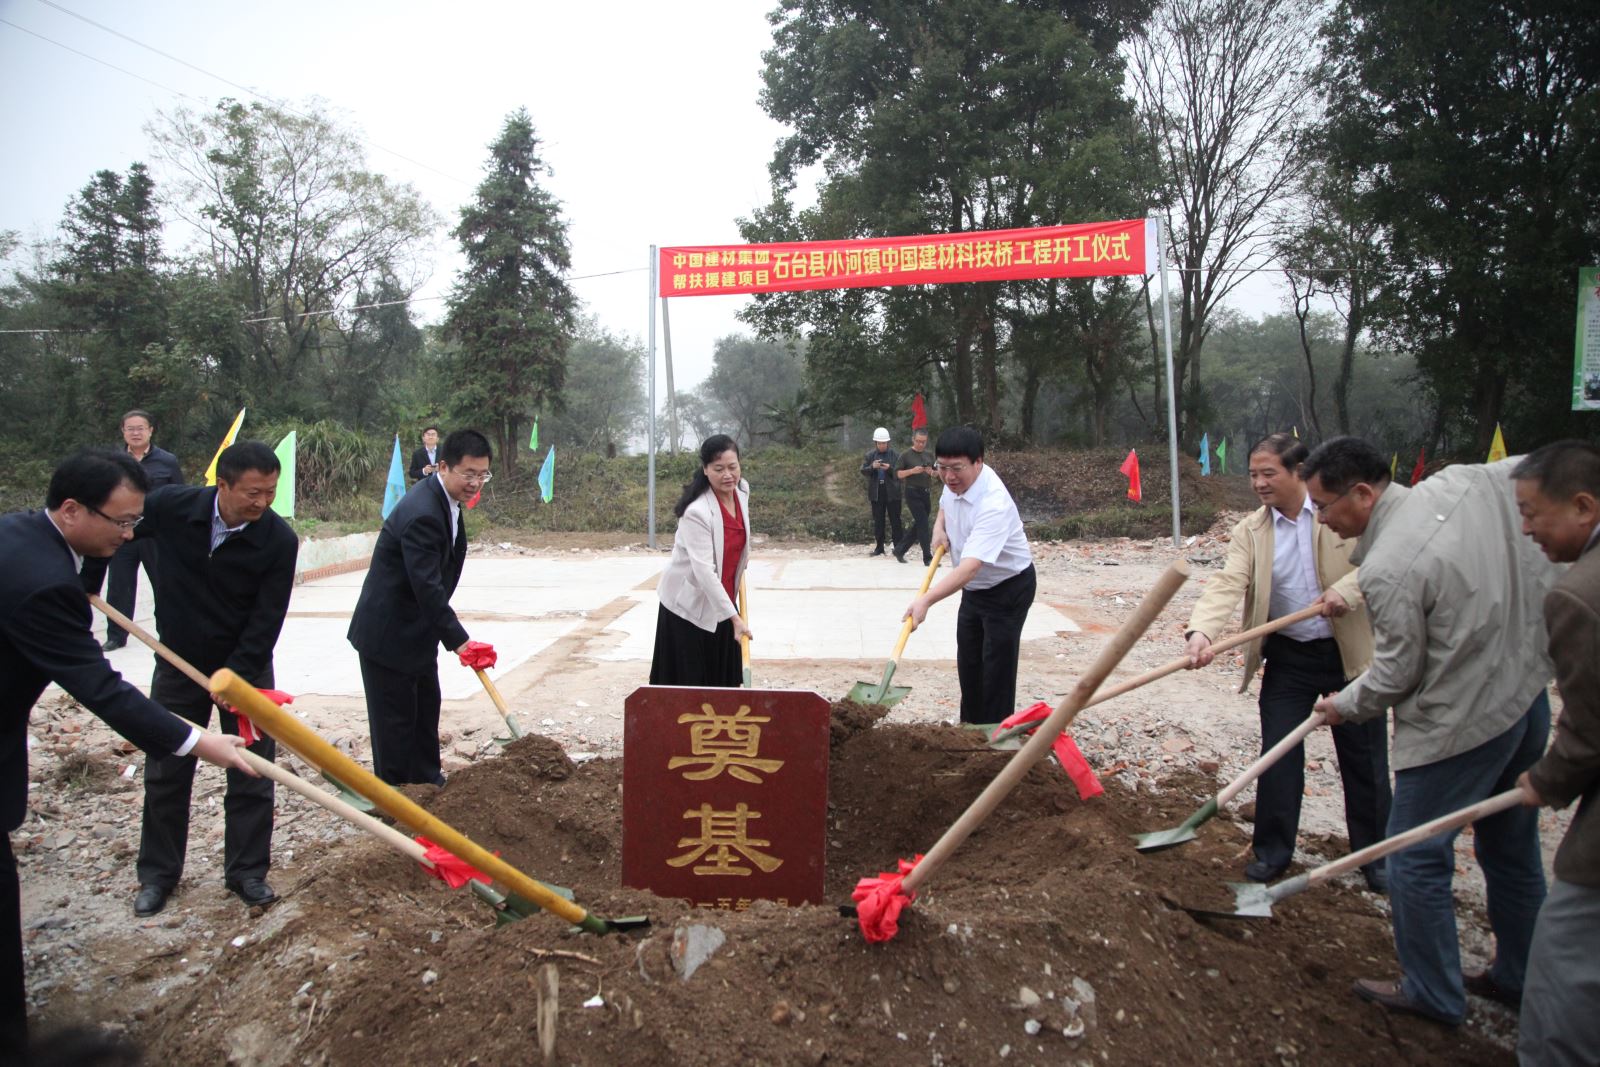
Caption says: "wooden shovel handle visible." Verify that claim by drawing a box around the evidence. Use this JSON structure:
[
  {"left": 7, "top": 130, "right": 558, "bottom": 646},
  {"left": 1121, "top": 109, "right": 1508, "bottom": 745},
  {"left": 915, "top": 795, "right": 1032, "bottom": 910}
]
[
  {"left": 888, "top": 545, "right": 948, "bottom": 661},
  {"left": 902, "top": 560, "right": 1189, "bottom": 894},
  {"left": 991, "top": 603, "right": 1325, "bottom": 743},
  {"left": 1304, "top": 789, "right": 1524, "bottom": 891},
  {"left": 90, "top": 595, "right": 209, "bottom": 689},
  {"left": 738, "top": 575, "right": 751, "bottom": 669},
  {"left": 473, "top": 668, "right": 517, "bottom": 727},
  {"left": 1217, "top": 712, "right": 1325, "bottom": 807}
]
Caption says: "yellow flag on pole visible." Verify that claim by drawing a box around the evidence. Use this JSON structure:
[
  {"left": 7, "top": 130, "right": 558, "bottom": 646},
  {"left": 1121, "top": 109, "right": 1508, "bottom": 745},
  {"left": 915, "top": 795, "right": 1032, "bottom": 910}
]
[
  {"left": 204, "top": 408, "right": 246, "bottom": 486},
  {"left": 1390, "top": 453, "right": 1398, "bottom": 480},
  {"left": 1487, "top": 423, "right": 1508, "bottom": 463}
]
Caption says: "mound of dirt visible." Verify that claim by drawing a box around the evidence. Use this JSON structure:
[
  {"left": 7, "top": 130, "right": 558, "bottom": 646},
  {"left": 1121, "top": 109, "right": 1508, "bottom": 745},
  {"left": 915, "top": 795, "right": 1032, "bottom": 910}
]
[{"left": 127, "top": 709, "right": 1507, "bottom": 1066}]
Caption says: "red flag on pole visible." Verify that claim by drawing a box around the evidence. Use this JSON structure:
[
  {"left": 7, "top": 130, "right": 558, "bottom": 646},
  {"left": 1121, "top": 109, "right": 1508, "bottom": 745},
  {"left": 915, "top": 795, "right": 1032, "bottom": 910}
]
[
  {"left": 464, "top": 488, "right": 481, "bottom": 509},
  {"left": 1410, "top": 448, "right": 1426, "bottom": 486},
  {"left": 1120, "top": 449, "right": 1142, "bottom": 502},
  {"left": 910, "top": 393, "right": 927, "bottom": 430}
]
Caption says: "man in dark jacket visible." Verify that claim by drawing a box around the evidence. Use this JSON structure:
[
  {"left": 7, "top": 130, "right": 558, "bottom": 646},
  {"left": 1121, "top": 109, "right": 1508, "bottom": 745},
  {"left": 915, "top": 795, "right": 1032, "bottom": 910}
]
[
  {"left": 349, "top": 429, "right": 492, "bottom": 785},
  {"left": 0, "top": 450, "right": 253, "bottom": 1057},
  {"left": 408, "top": 425, "right": 441, "bottom": 483},
  {"left": 1513, "top": 441, "right": 1600, "bottom": 1064},
  {"left": 84, "top": 442, "right": 298, "bottom": 916},
  {"left": 97, "top": 409, "right": 184, "bottom": 650},
  {"left": 861, "top": 427, "right": 903, "bottom": 556}
]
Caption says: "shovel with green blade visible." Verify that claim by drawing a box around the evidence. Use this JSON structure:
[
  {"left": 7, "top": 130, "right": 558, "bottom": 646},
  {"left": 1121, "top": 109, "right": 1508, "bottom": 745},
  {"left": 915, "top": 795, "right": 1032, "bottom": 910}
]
[
  {"left": 1132, "top": 710, "right": 1324, "bottom": 852},
  {"left": 846, "top": 545, "right": 946, "bottom": 706},
  {"left": 738, "top": 574, "right": 752, "bottom": 688}
]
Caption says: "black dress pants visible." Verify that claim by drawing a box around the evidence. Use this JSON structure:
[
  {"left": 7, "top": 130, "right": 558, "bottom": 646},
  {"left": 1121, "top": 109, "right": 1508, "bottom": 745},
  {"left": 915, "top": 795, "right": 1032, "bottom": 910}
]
[
  {"left": 955, "top": 564, "right": 1036, "bottom": 724},
  {"left": 360, "top": 653, "right": 445, "bottom": 786},
  {"left": 870, "top": 495, "right": 903, "bottom": 551},
  {"left": 137, "top": 660, "right": 276, "bottom": 889},
  {"left": 894, "top": 488, "right": 932, "bottom": 563},
  {"left": 1253, "top": 632, "right": 1392, "bottom": 870},
  {"left": 1, "top": 833, "right": 23, "bottom": 1059},
  {"left": 103, "top": 539, "right": 159, "bottom": 642}
]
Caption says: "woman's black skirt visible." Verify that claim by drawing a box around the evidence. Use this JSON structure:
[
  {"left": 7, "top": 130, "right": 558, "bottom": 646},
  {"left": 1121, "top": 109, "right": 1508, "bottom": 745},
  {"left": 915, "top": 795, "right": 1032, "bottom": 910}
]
[{"left": 649, "top": 603, "right": 741, "bottom": 687}]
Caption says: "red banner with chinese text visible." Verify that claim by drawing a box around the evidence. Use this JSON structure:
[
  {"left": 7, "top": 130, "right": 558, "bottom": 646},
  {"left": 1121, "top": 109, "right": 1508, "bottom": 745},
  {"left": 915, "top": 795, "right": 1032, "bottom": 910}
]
[{"left": 659, "top": 218, "right": 1154, "bottom": 298}]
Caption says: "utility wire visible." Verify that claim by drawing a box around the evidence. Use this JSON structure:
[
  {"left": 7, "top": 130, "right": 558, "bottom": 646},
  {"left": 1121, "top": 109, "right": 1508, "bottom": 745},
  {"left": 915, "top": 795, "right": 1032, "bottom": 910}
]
[
  {"left": 0, "top": 16, "right": 205, "bottom": 102},
  {"left": 29, "top": 0, "right": 476, "bottom": 188}
]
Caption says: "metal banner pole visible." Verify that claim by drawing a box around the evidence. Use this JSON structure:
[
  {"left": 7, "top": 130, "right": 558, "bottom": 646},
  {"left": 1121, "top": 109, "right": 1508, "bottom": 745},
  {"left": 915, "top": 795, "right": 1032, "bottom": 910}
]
[
  {"left": 1155, "top": 217, "right": 1182, "bottom": 548},
  {"left": 648, "top": 245, "right": 658, "bottom": 549}
]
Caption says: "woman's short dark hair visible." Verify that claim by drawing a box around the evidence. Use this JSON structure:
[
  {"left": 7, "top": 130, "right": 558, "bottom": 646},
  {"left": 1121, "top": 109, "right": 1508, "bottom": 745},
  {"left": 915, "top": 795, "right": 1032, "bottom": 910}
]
[
  {"left": 216, "top": 441, "right": 281, "bottom": 484},
  {"left": 46, "top": 449, "right": 148, "bottom": 510},
  {"left": 934, "top": 426, "right": 984, "bottom": 463},
  {"left": 1248, "top": 432, "right": 1309, "bottom": 472},
  {"left": 674, "top": 434, "right": 740, "bottom": 517},
  {"left": 441, "top": 429, "right": 492, "bottom": 466},
  {"left": 1301, "top": 436, "right": 1391, "bottom": 495}
]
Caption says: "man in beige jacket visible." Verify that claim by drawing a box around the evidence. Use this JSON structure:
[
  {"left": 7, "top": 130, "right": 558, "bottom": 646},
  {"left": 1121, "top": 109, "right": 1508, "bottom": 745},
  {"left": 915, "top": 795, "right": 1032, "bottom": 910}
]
[{"left": 1185, "top": 433, "right": 1391, "bottom": 888}]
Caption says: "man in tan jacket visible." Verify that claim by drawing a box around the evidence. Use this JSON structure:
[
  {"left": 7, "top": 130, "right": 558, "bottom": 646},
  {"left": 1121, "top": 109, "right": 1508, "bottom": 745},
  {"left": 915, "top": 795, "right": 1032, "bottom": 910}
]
[
  {"left": 1513, "top": 441, "right": 1600, "bottom": 1064},
  {"left": 1185, "top": 433, "right": 1391, "bottom": 889}
]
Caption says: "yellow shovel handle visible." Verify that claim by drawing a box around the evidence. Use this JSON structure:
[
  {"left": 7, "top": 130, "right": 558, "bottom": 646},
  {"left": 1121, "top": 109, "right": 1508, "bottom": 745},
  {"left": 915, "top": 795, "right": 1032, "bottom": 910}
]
[
  {"left": 738, "top": 575, "right": 751, "bottom": 670},
  {"left": 474, "top": 668, "right": 517, "bottom": 728},
  {"left": 211, "top": 669, "right": 600, "bottom": 931},
  {"left": 889, "top": 545, "right": 947, "bottom": 661}
]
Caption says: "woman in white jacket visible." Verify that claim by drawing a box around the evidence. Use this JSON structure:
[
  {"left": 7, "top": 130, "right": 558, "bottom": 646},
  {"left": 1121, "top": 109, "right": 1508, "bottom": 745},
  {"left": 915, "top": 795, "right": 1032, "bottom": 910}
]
[{"left": 650, "top": 434, "right": 752, "bottom": 686}]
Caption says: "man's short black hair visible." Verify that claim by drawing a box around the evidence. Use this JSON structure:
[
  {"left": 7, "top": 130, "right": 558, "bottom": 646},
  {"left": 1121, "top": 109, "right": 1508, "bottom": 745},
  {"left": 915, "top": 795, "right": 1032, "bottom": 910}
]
[
  {"left": 1301, "top": 436, "right": 1391, "bottom": 495},
  {"left": 46, "top": 448, "right": 148, "bottom": 510},
  {"left": 422, "top": 424, "right": 440, "bottom": 436},
  {"left": 441, "top": 429, "right": 492, "bottom": 466},
  {"left": 1512, "top": 440, "right": 1600, "bottom": 500},
  {"left": 216, "top": 441, "right": 281, "bottom": 484},
  {"left": 121, "top": 408, "right": 153, "bottom": 428},
  {"left": 1248, "top": 431, "right": 1309, "bottom": 471},
  {"left": 934, "top": 426, "right": 984, "bottom": 463}
]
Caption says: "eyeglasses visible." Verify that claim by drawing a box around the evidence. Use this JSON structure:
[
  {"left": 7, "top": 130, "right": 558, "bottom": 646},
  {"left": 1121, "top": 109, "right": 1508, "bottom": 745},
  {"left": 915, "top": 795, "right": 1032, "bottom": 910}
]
[
  {"left": 452, "top": 471, "right": 492, "bottom": 486},
  {"left": 934, "top": 463, "right": 970, "bottom": 474},
  {"left": 85, "top": 503, "right": 143, "bottom": 530}
]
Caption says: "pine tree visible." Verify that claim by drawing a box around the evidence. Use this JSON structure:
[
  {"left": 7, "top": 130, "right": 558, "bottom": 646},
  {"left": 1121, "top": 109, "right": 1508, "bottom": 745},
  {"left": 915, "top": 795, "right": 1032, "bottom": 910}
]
[{"left": 445, "top": 109, "right": 576, "bottom": 472}]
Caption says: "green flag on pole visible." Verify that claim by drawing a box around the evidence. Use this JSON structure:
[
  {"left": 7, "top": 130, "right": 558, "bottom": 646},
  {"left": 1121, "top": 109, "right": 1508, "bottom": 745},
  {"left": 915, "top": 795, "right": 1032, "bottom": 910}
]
[
  {"left": 270, "top": 430, "right": 296, "bottom": 518},
  {"left": 1215, "top": 437, "right": 1228, "bottom": 474},
  {"left": 529, "top": 418, "right": 538, "bottom": 451}
]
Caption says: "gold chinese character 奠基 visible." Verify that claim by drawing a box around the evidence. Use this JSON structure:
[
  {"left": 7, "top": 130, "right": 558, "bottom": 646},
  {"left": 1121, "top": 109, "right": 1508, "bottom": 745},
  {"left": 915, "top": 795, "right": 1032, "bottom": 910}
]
[
  {"left": 668, "top": 703, "right": 785, "bottom": 783},
  {"left": 667, "top": 802, "right": 784, "bottom": 876}
]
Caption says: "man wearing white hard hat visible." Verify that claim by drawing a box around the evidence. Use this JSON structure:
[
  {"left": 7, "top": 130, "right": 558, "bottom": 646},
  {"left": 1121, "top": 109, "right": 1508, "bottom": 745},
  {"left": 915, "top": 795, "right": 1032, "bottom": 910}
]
[{"left": 861, "top": 427, "right": 904, "bottom": 557}]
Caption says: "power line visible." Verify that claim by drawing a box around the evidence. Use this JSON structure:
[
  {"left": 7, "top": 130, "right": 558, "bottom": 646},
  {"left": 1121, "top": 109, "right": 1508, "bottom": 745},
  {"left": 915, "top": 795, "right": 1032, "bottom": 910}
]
[
  {"left": 0, "top": 16, "right": 205, "bottom": 102},
  {"left": 29, "top": 0, "right": 476, "bottom": 188}
]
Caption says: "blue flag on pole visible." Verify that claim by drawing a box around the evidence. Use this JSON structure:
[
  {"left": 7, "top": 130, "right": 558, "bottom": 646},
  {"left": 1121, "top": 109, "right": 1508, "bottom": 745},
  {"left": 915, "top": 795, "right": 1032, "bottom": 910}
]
[
  {"left": 1198, "top": 432, "right": 1211, "bottom": 476},
  {"left": 382, "top": 434, "right": 406, "bottom": 519},
  {"left": 537, "top": 446, "right": 555, "bottom": 503}
]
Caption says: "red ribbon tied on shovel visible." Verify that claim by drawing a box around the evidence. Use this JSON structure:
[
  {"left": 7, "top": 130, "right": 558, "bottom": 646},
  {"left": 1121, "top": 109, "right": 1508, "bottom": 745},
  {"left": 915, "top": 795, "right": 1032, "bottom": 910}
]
[
  {"left": 993, "top": 702, "right": 1104, "bottom": 800},
  {"left": 852, "top": 854, "right": 923, "bottom": 943},
  {"left": 457, "top": 640, "right": 497, "bottom": 670},
  {"left": 227, "top": 688, "right": 294, "bottom": 745},
  {"left": 415, "top": 836, "right": 494, "bottom": 889}
]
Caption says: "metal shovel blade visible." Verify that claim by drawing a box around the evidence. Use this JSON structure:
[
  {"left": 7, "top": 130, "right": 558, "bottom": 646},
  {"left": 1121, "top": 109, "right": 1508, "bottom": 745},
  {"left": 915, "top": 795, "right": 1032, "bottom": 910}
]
[
  {"left": 845, "top": 681, "right": 911, "bottom": 706},
  {"left": 1182, "top": 873, "right": 1308, "bottom": 921},
  {"left": 1131, "top": 797, "right": 1218, "bottom": 853},
  {"left": 493, "top": 714, "right": 526, "bottom": 747}
]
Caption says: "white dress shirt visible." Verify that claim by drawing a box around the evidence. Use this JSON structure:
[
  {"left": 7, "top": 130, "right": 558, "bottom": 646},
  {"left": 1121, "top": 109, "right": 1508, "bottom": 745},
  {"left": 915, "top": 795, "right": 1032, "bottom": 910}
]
[
  {"left": 940, "top": 464, "right": 1032, "bottom": 590},
  {"left": 1268, "top": 500, "right": 1333, "bottom": 641},
  {"left": 434, "top": 473, "right": 460, "bottom": 544}
]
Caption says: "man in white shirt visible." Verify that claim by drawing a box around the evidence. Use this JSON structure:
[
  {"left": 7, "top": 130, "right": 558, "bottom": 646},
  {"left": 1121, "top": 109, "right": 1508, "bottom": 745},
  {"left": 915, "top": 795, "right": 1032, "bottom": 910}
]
[{"left": 905, "top": 427, "right": 1035, "bottom": 725}]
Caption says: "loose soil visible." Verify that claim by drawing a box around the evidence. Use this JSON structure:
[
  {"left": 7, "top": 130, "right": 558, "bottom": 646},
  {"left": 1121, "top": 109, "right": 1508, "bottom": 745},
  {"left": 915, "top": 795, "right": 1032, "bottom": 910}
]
[{"left": 31, "top": 707, "right": 1512, "bottom": 1066}]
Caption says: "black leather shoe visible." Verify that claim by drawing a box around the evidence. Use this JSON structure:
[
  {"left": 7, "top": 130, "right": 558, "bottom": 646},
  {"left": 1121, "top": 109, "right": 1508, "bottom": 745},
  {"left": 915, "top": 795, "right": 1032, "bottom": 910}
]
[
  {"left": 133, "top": 884, "right": 170, "bottom": 917},
  {"left": 1244, "top": 859, "right": 1288, "bottom": 883},
  {"left": 1362, "top": 863, "right": 1389, "bottom": 894},
  {"left": 226, "top": 877, "right": 278, "bottom": 907},
  {"left": 870, "top": 547, "right": 885, "bottom": 556},
  {"left": 1352, "top": 978, "right": 1461, "bottom": 1026},
  {"left": 923, "top": 557, "right": 934, "bottom": 567},
  {"left": 102, "top": 636, "right": 126, "bottom": 652},
  {"left": 1462, "top": 968, "right": 1520, "bottom": 1008},
  {"left": 893, "top": 552, "right": 908, "bottom": 563}
]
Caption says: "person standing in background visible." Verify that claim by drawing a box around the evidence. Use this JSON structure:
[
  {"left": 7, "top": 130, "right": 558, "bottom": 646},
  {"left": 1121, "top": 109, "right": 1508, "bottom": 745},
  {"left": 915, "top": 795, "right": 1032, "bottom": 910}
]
[
  {"left": 893, "top": 428, "right": 935, "bottom": 566},
  {"left": 95, "top": 410, "right": 183, "bottom": 650},
  {"left": 862, "top": 427, "right": 902, "bottom": 557},
  {"left": 408, "top": 425, "right": 441, "bottom": 484}
]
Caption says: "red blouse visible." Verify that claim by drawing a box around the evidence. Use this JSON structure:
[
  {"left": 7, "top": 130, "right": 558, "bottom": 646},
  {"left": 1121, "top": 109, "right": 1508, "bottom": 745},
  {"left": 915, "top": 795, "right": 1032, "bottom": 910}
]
[{"left": 719, "top": 495, "right": 745, "bottom": 608}]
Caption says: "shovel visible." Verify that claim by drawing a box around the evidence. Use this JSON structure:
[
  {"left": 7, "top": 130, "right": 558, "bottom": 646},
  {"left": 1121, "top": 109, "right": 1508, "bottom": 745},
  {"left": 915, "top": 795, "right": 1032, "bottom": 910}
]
[
  {"left": 989, "top": 603, "right": 1325, "bottom": 745},
  {"left": 738, "top": 575, "right": 752, "bottom": 688},
  {"left": 846, "top": 544, "right": 947, "bottom": 706},
  {"left": 212, "top": 670, "right": 649, "bottom": 934},
  {"left": 1133, "top": 711, "right": 1325, "bottom": 851},
  {"left": 1184, "top": 788, "right": 1524, "bottom": 920},
  {"left": 473, "top": 668, "right": 525, "bottom": 744},
  {"left": 88, "top": 594, "right": 377, "bottom": 813}
]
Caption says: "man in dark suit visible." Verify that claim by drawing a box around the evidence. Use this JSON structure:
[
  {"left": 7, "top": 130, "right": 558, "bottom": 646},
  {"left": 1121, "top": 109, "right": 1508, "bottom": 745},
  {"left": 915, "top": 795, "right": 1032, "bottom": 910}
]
[
  {"left": 1513, "top": 441, "right": 1600, "bottom": 1062},
  {"left": 84, "top": 442, "right": 298, "bottom": 916},
  {"left": 0, "top": 450, "right": 254, "bottom": 1057},
  {"left": 350, "top": 428, "right": 493, "bottom": 785},
  {"left": 408, "top": 425, "right": 441, "bottom": 483},
  {"left": 97, "top": 409, "right": 185, "bottom": 650}
]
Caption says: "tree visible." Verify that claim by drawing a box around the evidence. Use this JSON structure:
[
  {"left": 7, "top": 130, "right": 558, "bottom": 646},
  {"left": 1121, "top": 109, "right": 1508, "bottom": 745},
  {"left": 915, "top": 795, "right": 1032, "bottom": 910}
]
[
  {"left": 743, "top": 0, "right": 1153, "bottom": 433},
  {"left": 1130, "top": 0, "right": 1319, "bottom": 446},
  {"left": 444, "top": 109, "right": 576, "bottom": 472},
  {"left": 1319, "top": 0, "right": 1600, "bottom": 454},
  {"left": 148, "top": 99, "right": 438, "bottom": 414},
  {"left": 702, "top": 334, "right": 806, "bottom": 447},
  {"left": 547, "top": 318, "right": 646, "bottom": 457}
]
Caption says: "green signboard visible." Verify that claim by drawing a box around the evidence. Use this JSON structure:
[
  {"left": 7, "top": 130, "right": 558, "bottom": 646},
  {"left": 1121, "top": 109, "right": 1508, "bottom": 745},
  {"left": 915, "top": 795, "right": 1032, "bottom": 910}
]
[{"left": 1577, "top": 267, "right": 1600, "bottom": 412}]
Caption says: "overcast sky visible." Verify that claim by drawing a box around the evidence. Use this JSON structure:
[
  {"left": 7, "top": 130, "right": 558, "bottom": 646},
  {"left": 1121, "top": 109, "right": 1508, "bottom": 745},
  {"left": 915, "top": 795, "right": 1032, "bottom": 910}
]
[{"left": 0, "top": 0, "right": 1283, "bottom": 393}]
